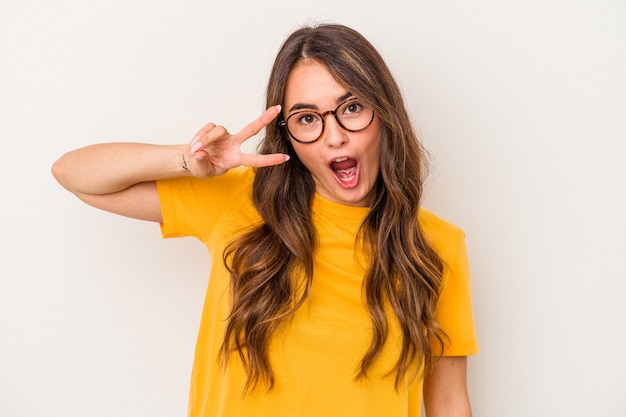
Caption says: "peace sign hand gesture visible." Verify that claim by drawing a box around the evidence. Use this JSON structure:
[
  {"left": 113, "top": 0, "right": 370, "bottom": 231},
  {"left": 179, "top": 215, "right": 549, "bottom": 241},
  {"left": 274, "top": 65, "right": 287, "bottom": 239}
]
[{"left": 184, "top": 105, "right": 289, "bottom": 177}]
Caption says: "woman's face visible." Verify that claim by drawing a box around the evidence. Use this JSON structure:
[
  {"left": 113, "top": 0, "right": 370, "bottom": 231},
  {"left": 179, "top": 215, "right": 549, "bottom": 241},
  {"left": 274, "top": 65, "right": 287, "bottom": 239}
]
[{"left": 283, "top": 60, "right": 382, "bottom": 207}]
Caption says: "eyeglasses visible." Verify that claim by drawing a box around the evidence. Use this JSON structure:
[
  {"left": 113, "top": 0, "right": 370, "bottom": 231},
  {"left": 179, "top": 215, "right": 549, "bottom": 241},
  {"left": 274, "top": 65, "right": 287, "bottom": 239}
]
[{"left": 279, "top": 97, "right": 375, "bottom": 144}]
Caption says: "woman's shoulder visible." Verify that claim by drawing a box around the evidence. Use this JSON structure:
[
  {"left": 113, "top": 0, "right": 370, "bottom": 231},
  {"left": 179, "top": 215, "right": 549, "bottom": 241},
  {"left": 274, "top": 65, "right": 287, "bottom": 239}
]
[
  {"left": 156, "top": 167, "right": 256, "bottom": 219},
  {"left": 203, "top": 166, "right": 255, "bottom": 190},
  {"left": 159, "top": 166, "right": 254, "bottom": 193},
  {"left": 418, "top": 208, "right": 466, "bottom": 256}
]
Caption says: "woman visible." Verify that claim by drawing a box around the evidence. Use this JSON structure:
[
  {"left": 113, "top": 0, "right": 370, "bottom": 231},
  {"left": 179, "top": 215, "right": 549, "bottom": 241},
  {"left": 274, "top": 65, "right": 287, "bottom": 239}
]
[{"left": 53, "top": 24, "right": 478, "bottom": 417}]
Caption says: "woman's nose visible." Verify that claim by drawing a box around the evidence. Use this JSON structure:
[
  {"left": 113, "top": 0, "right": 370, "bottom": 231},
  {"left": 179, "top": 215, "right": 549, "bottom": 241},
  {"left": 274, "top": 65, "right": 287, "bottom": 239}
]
[{"left": 322, "top": 115, "right": 348, "bottom": 147}]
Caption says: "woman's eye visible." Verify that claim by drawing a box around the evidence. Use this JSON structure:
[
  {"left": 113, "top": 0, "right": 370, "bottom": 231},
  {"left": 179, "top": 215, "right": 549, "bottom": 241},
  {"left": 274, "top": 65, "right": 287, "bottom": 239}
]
[
  {"left": 298, "top": 113, "right": 320, "bottom": 125},
  {"left": 344, "top": 102, "right": 363, "bottom": 115}
]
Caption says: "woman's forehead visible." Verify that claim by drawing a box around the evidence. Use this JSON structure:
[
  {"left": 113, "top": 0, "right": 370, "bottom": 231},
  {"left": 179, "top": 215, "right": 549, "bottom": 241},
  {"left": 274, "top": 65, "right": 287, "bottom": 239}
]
[{"left": 284, "top": 60, "right": 349, "bottom": 111}]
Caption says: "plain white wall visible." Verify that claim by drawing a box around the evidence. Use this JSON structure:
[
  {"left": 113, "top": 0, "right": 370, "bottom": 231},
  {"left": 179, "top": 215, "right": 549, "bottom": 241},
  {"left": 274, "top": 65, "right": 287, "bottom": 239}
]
[{"left": 1, "top": 0, "right": 624, "bottom": 416}]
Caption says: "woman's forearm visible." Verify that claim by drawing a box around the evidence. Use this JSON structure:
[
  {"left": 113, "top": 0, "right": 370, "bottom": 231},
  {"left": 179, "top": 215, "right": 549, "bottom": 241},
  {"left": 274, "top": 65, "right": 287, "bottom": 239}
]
[{"left": 52, "top": 142, "right": 188, "bottom": 196}]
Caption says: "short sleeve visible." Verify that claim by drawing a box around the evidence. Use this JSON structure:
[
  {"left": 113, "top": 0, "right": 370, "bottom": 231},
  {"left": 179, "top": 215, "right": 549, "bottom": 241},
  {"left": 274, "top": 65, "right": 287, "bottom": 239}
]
[
  {"left": 435, "top": 235, "right": 479, "bottom": 356},
  {"left": 419, "top": 209, "right": 479, "bottom": 357},
  {"left": 156, "top": 167, "right": 254, "bottom": 242}
]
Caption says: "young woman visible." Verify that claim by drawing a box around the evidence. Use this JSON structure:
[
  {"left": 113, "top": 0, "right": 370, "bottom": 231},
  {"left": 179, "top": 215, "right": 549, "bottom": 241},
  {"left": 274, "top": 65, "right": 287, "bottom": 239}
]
[{"left": 53, "top": 24, "right": 478, "bottom": 417}]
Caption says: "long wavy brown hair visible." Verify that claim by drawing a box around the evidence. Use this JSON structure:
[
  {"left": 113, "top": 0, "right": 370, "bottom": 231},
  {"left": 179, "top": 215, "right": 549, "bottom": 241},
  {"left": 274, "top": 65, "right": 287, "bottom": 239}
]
[{"left": 221, "top": 24, "right": 447, "bottom": 393}]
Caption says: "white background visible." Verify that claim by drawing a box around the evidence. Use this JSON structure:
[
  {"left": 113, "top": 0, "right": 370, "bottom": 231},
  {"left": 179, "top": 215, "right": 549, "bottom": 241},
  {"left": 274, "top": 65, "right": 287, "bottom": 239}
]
[{"left": 1, "top": 0, "right": 625, "bottom": 416}]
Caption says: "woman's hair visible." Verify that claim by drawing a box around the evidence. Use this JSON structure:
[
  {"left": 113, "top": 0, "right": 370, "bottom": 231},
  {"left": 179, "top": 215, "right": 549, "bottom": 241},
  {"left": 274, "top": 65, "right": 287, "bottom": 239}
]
[{"left": 221, "top": 23, "right": 447, "bottom": 393}]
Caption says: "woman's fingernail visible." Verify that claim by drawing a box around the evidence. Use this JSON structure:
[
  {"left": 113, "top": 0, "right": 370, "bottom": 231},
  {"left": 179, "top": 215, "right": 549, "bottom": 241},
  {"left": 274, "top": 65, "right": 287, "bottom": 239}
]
[{"left": 191, "top": 141, "right": 203, "bottom": 153}]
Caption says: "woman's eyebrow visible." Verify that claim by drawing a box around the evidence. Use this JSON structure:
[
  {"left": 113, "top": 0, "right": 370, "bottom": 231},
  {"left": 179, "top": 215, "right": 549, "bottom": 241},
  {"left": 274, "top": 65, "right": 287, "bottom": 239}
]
[
  {"left": 287, "top": 92, "right": 354, "bottom": 113},
  {"left": 288, "top": 102, "right": 318, "bottom": 112},
  {"left": 336, "top": 91, "right": 353, "bottom": 104}
]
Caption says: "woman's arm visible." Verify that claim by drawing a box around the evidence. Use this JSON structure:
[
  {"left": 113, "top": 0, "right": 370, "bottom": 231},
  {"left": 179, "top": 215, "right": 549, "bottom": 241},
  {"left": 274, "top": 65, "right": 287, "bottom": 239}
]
[
  {"left": 51, "top": 143, "right": 185, "bottom": 222},
  {"left": 51, "top": 106, "right": 288, "bottom": 222},
  {"left": 423, "top": 356, "right": 473, "bottom": 417}
]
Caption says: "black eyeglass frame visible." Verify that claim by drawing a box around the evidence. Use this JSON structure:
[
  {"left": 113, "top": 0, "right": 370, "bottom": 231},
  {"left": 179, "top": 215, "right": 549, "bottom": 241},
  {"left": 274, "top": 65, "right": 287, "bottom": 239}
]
[{"left": 278, "top": 97, "right": 375, "bottom": 144}]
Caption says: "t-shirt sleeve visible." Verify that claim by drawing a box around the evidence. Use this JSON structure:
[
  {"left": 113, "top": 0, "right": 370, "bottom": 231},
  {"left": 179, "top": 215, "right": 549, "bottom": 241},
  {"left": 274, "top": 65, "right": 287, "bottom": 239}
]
[
  {"left": 419, "top": 209, "right": 479, "bottom": 357},
  {"left": 434, "top": 232, "right": 479, "bottom": 356},
  {"left": 156, "top": 167, "right": 253, "bottom": 242}
]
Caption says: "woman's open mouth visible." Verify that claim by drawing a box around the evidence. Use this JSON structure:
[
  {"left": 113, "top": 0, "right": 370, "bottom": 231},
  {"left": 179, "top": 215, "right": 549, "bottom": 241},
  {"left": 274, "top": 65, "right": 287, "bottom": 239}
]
[{"left": 330, "top": 157, "right": 359, "bottom": 187}]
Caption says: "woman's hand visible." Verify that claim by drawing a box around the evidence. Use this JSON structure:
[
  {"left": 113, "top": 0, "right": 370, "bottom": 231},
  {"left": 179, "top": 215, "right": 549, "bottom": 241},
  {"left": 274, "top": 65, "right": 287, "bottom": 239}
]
[{"left": 184, "top": 105, "right": 289, "bottom": 177}]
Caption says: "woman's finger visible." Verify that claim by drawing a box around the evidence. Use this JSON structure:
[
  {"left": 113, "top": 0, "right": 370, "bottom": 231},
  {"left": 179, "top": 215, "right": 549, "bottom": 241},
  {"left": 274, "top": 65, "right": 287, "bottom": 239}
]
[
  {"left": 239, "top": 152, "right": 290, "bottom": 168},
  {"left": 190, "top": 122, "right": 217, "bottom": 147},
  {"left": 191, "top": 125, "right": 229, "bottom": 154},
  {"left": 233, "top": 105, "right": 282, "bottom": 144}
]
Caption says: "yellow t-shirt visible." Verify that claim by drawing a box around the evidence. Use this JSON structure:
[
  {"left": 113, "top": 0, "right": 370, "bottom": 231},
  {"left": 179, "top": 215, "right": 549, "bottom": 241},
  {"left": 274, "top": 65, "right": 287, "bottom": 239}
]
[{"left": 157, "top": 167, "right": 478, "bottom": 417}]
